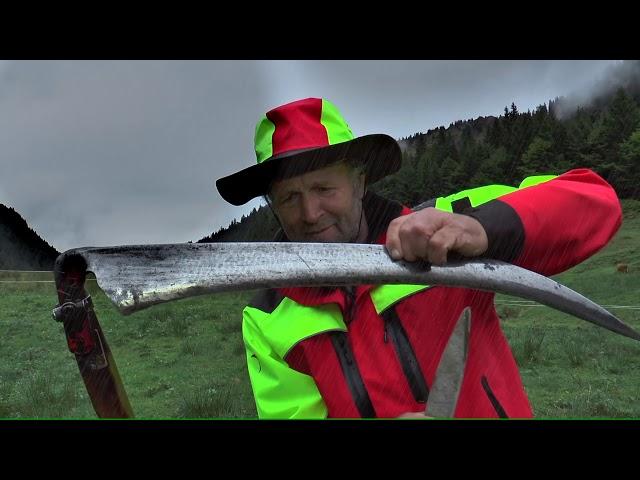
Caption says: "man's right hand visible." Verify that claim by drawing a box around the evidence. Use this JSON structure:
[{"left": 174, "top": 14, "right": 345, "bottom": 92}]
[
  {"left": 397, "top": 411, "right": 433, "bottom": 419},
  {"left": 385, "top": 207, "right": 488, "bottom": 265}
]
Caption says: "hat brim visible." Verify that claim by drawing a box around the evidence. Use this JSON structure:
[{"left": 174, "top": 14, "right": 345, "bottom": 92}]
[{"left": 216, "top": 134, "right": 402, "bottom": 206}]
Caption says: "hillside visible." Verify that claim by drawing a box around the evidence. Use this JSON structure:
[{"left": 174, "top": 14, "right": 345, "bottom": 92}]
[{"left": 0, "top": 204, "right": 59, "bottom": 270}]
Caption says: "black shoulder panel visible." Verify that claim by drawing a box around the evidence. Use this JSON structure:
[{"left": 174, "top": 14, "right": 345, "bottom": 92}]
[{"left": 248, "top": 288, "right": 285, "bottom": 314}]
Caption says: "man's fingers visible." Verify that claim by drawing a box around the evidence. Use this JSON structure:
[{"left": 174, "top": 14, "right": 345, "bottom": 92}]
[
  {"left": 398, "top": 223, "right": 431, "bottom": 262},
  {"left": 386, "top": 209, "right": 489, "bottom": 264},
  {"left": 387, "top": 211, "right": 443, "bottom": 262},
  {"left": 385, "top": 216, "right": 405, "bottom": 260},
  {"left": 426, "top": 226, "right": 458, "bottom": 265}
]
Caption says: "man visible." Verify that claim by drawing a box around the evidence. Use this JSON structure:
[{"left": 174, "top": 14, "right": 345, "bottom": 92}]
[{"left": 216, "top": 97, "right": 622, "bottom": 418}]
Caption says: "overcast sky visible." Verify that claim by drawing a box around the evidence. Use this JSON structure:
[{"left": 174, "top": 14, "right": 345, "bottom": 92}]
[{"left": 0, "top": 60, "right": 621, "bottom": 252}]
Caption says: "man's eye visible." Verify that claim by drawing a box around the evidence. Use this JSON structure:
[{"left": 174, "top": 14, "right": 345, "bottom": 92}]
[{"left": 280, "top": 193, "right": 296, "bottom": 205}]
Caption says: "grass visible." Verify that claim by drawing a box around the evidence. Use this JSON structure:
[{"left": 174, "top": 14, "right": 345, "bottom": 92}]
[
  {"left": 509, "top": 323, "right": 547, "bottom": 368},
  {"left": 0, "top": 276, "right": 256, "bottom": 419},
  {"left": 1, "top": 199, "right": 639, "bottom": 419},
  {"left": 177, "top": 383, "right": 242, "bottom": 418}
]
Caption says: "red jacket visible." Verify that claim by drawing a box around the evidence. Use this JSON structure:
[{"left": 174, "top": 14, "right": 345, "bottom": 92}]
[{"left": 243, "top": 169, "right": 622, "bottom": 418}]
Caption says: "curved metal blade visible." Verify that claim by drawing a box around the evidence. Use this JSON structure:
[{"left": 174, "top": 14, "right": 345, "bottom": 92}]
[
  {"left": 424, "top": 307, "right": 470, "bottom": 418},
  {"left": 56, "top": 242, "right": 640, "bottom": 341}
]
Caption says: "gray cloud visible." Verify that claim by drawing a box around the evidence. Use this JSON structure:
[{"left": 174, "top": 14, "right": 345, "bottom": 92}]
[
  {"left": 552, "top": 60, "right": 639, "bottom": 120},
  {"left": 0, "top": 60, "right": 619, "bottom": 252},
  {"left": 1, "top": 61, "right": 268, "bottom": 251}
]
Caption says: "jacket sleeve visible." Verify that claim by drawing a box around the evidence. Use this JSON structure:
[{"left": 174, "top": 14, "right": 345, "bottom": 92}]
[
  {"left": 242, "top": 306, "right": 328, "bottom": 419},
  {"left": 464, "top": 168, "right": 622, "bottom": 276}
]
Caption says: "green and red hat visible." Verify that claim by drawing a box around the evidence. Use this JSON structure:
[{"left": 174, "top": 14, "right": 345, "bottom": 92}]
[{"left": 216, "top": 97, "right": 402, "bottom": 205}]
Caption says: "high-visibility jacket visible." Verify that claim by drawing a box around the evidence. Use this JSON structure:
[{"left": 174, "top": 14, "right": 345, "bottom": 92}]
[{"left": 242, "top": 169, "right": 622, "bottom": 418}]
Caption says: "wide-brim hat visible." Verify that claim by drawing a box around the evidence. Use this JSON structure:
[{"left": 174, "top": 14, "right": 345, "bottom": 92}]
[{"left": 216, "top": 97, "right": 402, "bottom": 206}]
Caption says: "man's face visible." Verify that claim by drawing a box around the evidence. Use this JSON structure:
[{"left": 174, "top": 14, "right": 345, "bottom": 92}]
[{"left": 269, "top": 162, "right": 365, "bottom": 243}]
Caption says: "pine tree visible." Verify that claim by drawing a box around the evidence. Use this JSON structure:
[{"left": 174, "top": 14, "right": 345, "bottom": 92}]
[
  {"left": 618, "top": 128, "right": 640, "bottom": 198},
  {"left": 518, "top": 137, "right": 554, "bottom": 178},
  {"left": 597, "top": 89, "right": 640, "bottom": 184},
  {"left": 602, "top": 88, "right": 640, "bottom": 147}
]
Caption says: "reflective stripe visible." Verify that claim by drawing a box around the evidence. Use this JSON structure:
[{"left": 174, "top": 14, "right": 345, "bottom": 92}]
[
  {"left": 436, "top": 185, "right": 518, "bottom": 212},
  {"left": 254, "top": 298, "right": 346, "bottom": 359},
  {"left": 518, "top": 174, "right": 557, "bottom": 189},
  {"left": 435, "top": 175, "right": 558, "bottom": 212},
  {"left": 370, "top": 284, "right": 430, "bottom": 315}
]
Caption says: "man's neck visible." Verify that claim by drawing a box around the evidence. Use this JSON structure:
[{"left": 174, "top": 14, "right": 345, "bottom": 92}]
[{"left": 361, "top": 191, "right": 403, "bottom": 244}]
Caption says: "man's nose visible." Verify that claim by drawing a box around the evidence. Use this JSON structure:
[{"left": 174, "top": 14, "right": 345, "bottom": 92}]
[{"left": 300, "top": 193, "right": 323, "bottom": 224}]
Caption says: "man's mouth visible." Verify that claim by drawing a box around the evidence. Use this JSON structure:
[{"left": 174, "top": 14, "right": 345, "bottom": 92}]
[{"left": 306, "top": 225, "right": 333, "bottom": 236}]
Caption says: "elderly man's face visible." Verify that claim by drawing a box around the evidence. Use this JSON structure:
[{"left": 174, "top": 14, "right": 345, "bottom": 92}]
[{"left": 269, "top": 162, "right": 366, "bottom": 243}]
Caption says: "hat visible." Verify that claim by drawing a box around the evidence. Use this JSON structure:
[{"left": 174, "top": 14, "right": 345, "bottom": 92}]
[{"left": 216, "top": 97, "right": 402, "bottom": 206}]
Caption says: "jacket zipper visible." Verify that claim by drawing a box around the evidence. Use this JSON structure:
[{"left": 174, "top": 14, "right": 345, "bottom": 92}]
[
  {"left": 481, "top": 375, "right": 508, "bottom": 418},
  {"left": 330, "top": 332, "right": 376, "bottom": 418},
  {"left": 381, "top": 307, "right": 430, "bottom": 403},
  {"left": 329, "top": 287, "right": 376, "bottom": 418}
]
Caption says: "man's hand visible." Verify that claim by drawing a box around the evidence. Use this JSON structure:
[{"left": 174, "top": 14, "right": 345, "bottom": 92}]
[
  {"left": 385, "top": 208, "right": 489, "bottom": 265},
  {"left": 397, "top": 411, "right": 433, "bottom": 418}
]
